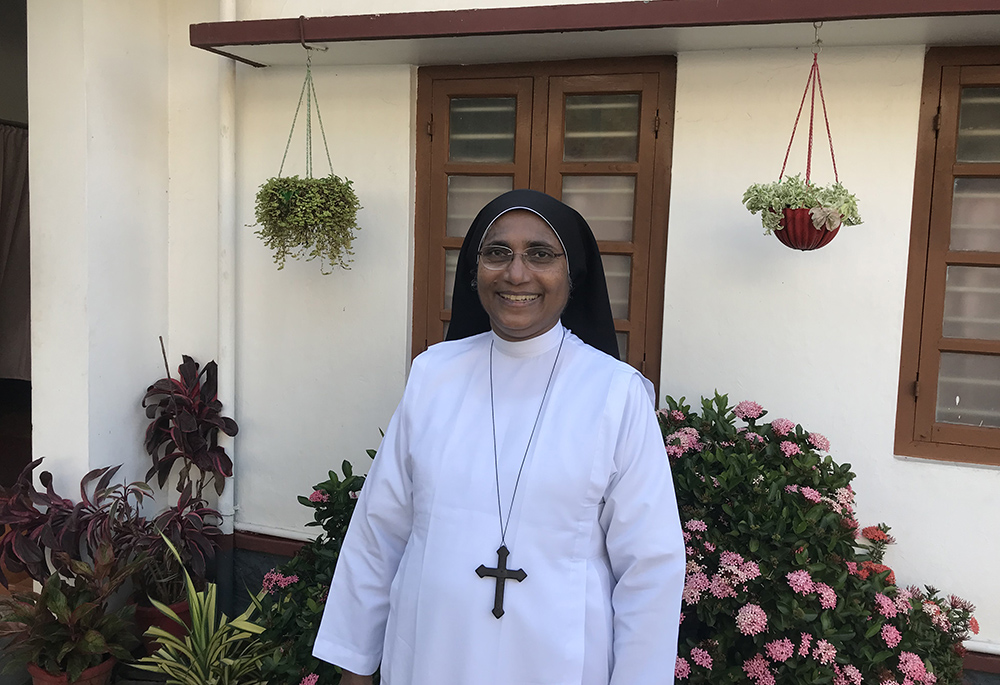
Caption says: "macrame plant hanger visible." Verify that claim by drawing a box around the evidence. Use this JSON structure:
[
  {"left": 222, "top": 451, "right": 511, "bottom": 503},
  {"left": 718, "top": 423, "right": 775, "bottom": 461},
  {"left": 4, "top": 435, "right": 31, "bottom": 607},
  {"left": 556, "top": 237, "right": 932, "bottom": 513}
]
[
  {"left": 774, "top": 22, "right": 843, "bottom": 251},
  {"left": 278, "top": 18, "right": 333, "bottom": 181}
]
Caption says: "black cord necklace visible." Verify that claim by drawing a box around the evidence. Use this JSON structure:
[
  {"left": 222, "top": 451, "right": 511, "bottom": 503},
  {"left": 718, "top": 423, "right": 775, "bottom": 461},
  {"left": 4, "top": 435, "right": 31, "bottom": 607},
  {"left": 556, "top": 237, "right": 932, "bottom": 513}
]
[{"left": 475, "top": 327, "right": 566, "bottom": 619}]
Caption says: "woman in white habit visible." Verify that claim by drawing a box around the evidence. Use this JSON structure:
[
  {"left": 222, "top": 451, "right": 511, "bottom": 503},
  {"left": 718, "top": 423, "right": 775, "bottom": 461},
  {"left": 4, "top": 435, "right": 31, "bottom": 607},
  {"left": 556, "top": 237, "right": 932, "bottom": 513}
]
[{"left": 314, "top": 190, "right": 685, "bottom": 684}]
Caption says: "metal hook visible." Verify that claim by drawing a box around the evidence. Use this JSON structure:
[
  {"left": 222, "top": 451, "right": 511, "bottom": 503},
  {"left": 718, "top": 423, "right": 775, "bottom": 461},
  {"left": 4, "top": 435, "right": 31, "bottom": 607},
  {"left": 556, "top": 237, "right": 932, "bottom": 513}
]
[
  {"left": 298, "top": 15, "right": 328, "bottom": 55},
  {"left": 812, "top": 21, "right": 824, "bottom": 55}
]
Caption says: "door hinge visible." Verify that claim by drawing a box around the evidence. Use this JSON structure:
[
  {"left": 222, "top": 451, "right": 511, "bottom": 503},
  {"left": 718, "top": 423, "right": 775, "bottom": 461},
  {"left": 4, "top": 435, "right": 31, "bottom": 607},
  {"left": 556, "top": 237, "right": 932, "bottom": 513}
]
[
  {"left": 641, "top": 353, "right": 647, "bottom": 374},
  {"left": 426, "top": 118, "right": 434, "bottom": 139},
  {"left": 932, "top": 107, "right": 940, "bottom": 133},
  {"left": 913, "top": 375, "right": 920, "bottom": 399},
  {"left": 654, "top": 110, "right": 660, "bottom": 138}
]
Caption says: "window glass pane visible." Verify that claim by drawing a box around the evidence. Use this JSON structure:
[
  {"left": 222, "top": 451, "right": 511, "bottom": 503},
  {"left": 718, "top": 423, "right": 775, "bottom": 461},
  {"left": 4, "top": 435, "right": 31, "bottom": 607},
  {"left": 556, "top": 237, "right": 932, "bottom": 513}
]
[
  {"left": 616, "top": 332, "right": 628, "bottom": 362},
  {"left": 443, "top": 249, "right": 461, "bottom": 311},
  {"left": 601, "top": 254, "right": 631, "bottom": 319},
  {"left": 957, "top": 87, "right": 1000, "bottom": 163},
  {"left": 449, "top": 97, "right": 516, "bottom": 163},
  {"left": 936, "top": 352, "right": 1000, "bottom": 428},
  {"left": 447, "top": 176, "right": 514, "bottom": 238},
  {"left": 561, "top": 176, "right": 636, "bottom": 241},
  {"left": 564, "top": 94, "right": 640, "bottom": 162},
  {"left": 943, "top": 266, "right": 1000, "bottom": 340},
  {"left": 950, "top": 178, "right": 1000, "bottom": 251}
]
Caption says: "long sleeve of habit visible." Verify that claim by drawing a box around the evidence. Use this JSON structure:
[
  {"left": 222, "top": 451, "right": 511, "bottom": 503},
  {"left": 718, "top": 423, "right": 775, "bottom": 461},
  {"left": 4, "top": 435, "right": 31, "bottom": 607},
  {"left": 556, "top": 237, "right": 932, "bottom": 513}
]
[
  {"left": 311, "top": 357, "right": 421, "bottom": 676},
  {"left": 601, "top": 374, "right": 685, "bottom": 684}
]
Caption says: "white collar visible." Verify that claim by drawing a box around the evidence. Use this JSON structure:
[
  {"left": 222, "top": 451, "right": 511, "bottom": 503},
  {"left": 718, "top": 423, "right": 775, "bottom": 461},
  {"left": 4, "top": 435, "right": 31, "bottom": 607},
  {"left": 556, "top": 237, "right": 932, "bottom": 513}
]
[{"left": 491, "top": 323, "right": 566, "bottom": 359}]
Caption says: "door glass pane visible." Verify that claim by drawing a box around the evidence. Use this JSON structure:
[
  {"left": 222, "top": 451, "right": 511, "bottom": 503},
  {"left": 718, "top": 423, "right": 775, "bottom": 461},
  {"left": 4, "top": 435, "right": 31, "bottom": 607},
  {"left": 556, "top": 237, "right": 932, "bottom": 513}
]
[
  {"left": 936, "top": 352, "right": 1000, "bottom": 428},
  {"left": 564, "top": 94, "right": 640, "bottom": 162},
  {"left": 449, "top": 97, "right": 516, "bottom": 163},
  {"left": 447, "top": 176, "right": 514, "bottom": 238},
  {"left": 561, "top": 176, "right": 636, "bottom": 241},
  {"left": 950, "top": 178, "right": 1000, "bottom": 251},
  {"left": 957, "top": 87, "right": 1000, "bottom": 163},
  {"left": 601, "top": 254, "right": 631, "bottom": 319},
  {"left": 943, "top": 266, "right": 1000, "bottom": 340},
  {"left": 616, "top": 332, "right": 628, "bottom": 362},
  {"left": 444, "top": 249, "right": 461, "bottom": 310}
]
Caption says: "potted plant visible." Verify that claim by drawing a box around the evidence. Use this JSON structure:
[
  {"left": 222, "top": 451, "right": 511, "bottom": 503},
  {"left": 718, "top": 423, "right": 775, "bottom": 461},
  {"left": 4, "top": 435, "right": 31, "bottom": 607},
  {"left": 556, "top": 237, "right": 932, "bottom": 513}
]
[
  {"left": 742, "top": 174, "right": 862, "bottom": 251},
  {"left": 252, "top": 174, "right": 361, "bottom": 274},
  {"left": 0, "top": 542, "right": 142, "bottom": 685},
  {"left": 135, "top": 537, "right": 269, "bottom": 685}
]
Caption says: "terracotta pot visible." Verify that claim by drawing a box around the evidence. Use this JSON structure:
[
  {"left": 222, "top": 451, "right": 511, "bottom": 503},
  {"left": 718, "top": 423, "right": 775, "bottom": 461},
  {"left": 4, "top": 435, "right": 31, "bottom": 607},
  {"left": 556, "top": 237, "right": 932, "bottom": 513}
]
[
  {"left": 773, "top": 207, "right": 840, "bottom": 251},
  {"left": 27, "top": 658, "right": 115, "bottom": 685},
  {"left": 134, "top": 599, "right": 191, "bottom": 654}
]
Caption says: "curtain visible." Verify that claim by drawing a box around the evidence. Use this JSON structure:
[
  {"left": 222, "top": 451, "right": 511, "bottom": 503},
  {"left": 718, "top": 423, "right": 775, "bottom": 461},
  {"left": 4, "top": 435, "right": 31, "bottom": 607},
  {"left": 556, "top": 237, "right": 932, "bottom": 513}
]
[{"left": 0, "top": 123, "right": 29, "bottom": 381}]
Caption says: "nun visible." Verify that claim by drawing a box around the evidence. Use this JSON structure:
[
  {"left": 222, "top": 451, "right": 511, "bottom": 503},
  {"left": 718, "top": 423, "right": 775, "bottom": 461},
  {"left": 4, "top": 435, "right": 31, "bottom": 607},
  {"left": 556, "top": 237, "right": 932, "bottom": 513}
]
[{"left": 314, "top": 189, "right": 685, "bottom": 685}]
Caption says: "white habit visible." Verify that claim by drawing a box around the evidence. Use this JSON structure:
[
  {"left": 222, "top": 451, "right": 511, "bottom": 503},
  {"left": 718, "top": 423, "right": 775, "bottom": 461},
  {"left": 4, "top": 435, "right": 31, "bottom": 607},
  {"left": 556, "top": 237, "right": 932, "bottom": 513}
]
[{"left": 313, "top": 324, "right": 685, "bottom": 684}]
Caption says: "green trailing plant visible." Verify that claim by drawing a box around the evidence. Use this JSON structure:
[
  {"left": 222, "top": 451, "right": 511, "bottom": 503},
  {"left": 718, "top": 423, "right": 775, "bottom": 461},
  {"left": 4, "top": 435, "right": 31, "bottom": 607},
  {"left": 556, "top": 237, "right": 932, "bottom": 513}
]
[
  {"left": 742, "top": 174, "right": 862, "bottom": 234},
  {"left": 136, "top": 537, "right": 269, "bottom": 685},
  {"left": 661, "top": 393, "right": 978, "bottom": 685},
  {"left": 253, "top": 174, "right": 361, "bottom": 274},
  {"left": 0, "top": 543, "right": 142, "bottom": 682},
  {"left": 254, "top": 456, "right": 373, "bottom": 685}
]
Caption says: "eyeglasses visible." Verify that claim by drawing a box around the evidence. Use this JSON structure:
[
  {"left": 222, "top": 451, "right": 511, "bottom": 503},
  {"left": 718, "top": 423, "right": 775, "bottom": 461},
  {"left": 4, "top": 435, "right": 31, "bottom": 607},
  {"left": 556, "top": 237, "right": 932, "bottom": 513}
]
[{"left": 477, "top": 245, "right": 566, "bottom": 271}]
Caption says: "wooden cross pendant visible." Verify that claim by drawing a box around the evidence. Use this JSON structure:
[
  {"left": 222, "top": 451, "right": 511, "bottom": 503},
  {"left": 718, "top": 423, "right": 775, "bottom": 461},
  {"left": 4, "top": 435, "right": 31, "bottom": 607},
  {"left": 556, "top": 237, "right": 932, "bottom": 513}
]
[{"left": 476, "top": 544, "right": 526, "bottom": 619}]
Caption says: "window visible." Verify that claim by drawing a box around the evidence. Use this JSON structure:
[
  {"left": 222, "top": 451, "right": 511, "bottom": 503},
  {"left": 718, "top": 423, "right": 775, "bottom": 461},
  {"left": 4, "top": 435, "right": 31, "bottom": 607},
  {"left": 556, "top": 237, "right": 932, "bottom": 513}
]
[
  {"left": 896, "top": 47, "right": 1000, "bottom": 465},
  {"left": 413, "top": 58, "right": 676, "bottom": 390}
]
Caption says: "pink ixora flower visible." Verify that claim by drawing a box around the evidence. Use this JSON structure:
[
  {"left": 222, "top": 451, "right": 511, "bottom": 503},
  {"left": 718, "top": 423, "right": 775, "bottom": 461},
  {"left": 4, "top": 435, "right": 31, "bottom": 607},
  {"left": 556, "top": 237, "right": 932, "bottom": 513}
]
[
  {"left": 798, "top": 633, "right": 813, "bottom": 657},
  {"left": 685, "top": 519, "right": 708, "bottom": 532},
  {"left": 683, "top": 572, "right": 710, "bottom": 605},
  {"left": 808, "top": 432, "right": 831, "bottom": 451},
  {"left": 299, "top": 675, "right": 319, "bottom": 685},
  {"left": 690, "top": 647, "right": 713, "bottom": 670},
  {"left": 780, "top": 441, "right": 802, "bottom": 458},
  {"left": 875, "top": 593, "right": 899, "bottom": 619},
  {"left": 665, "top": 427, "right": 703, "bottom": 459},
  {"left": 675, "top": 656, "right": 691, "bottom": 680},
  {"left": 736, "top": 603, "right": 768, "bottom": 636},
  {"left": 735, "top": 400, "right": 764, "bottom": 420},
  {"left": 800, "top": 487, "right": 822, "bottom": 504},
  {"left": 671, "top": 409, "right": 686, "bottom": 421},
  {"left": 842, "top": 664, "right": 863, "bottom": 685},
  {"left": 308, "top": 489, "right": 330, "bottom": 503},
  {"left": 812, "top": 639, "right": 837, "bottom": 665},
  {"left": 786, "top": 569, "right": 814, "bottom": 595},
  {"left": 709, "top": 574, "right": 737, "bottom": 599},
  {"left": 815, "top": 582, "right": 837, "bottom": 610},
  {"left": 882, "top": 624, "right": 902, "bottom": 648},
  {"left": 764, "top": 638, "right": 795, "bottom": 662},
  {"left": 771, "top": 418, "right": 795, "bottom": 436},
  {"left": 898, "top": 652, "right": 930, "bottom": 682},
  {"left": 743, "top": 654, "right": 775, "bottom": 685}
]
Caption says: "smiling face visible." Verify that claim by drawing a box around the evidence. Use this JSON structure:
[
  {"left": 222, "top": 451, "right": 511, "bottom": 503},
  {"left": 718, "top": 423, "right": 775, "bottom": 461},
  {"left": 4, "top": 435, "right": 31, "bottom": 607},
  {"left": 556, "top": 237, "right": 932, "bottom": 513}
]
[{"left": 476, "top": 210, "right": 571, "bottom": 342}]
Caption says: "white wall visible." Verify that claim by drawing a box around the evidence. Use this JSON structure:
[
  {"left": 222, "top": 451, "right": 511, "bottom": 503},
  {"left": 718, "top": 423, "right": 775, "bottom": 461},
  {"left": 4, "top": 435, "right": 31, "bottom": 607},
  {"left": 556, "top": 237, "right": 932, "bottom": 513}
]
[
  {"left": 666, "top": 46, "right": 1000, "bottom": 648},
  {"left": 232, "top": 63, "right": 415, "bottom": 538},
  {"left": 28, "top": 0, "right": 169, "bottom": 490}
]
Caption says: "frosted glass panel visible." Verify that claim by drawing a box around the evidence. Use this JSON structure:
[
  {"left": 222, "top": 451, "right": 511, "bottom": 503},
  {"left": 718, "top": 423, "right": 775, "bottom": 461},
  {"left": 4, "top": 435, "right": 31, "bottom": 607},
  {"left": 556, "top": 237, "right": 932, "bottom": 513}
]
[
  {"left": 943, "top": 266, "right": 1000, "bottom": 340},
  {"left": 950, "top": 178, "right": 1000, "bottom": 252},
  {"left": 616, "top": 332, "right": 628, "bottom": 361},
  {"left": 444, "top": 250, "right": 460, "bottom": 310},
  {"left": 601, "top": 254, "right": 631, "bottom": 319},
  {"left": 447, "top": 176, "right": 514, "bottom": 237},
  {"left": 561, "top": 176, "right": 636, "bottom": 241},
  {"left": 564, "top": 94, "right": 640, "bottom": 162},
  {"left": 957, "top": 88, "right": 1000, "bottom": 163},
  {"left": 936, "top": 352, "right": 1000, "bottom": 428},
  {"left": 449, "top": 97, "right": 516, "bottom": 163}
]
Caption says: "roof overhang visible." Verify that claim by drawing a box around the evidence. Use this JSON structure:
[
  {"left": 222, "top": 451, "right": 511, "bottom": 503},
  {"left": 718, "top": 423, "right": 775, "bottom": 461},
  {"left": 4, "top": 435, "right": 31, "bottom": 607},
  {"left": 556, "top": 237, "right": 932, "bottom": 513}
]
[{"left": 190, "top": 0, "right": 1000, "bottom": 67}]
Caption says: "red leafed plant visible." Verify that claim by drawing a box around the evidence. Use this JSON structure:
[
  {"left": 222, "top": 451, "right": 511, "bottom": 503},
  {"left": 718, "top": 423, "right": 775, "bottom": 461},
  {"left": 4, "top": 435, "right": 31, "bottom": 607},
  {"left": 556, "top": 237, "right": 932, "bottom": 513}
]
[{"left": 143, "top": 354, "right": 238, "bottom": 498}]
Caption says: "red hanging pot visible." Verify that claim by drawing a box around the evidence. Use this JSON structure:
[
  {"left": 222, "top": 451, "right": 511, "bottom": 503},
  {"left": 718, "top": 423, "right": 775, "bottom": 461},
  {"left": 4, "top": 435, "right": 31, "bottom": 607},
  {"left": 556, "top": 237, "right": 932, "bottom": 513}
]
[
  {"left": 134, "top": 599, "right": 191, "bottom": 655},
  {"left": 773, "top": 208, "right": 840, "bottom": 251},
  {"left": 27, "top": 658, "right": 115, "bottom": 685}
]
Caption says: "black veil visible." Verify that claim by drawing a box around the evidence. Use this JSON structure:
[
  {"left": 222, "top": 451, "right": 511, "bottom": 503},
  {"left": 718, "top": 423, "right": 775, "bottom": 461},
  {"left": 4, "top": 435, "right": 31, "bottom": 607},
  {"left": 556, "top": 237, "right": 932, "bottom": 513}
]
[{"left": 445, "top": 189, "right": 619, "bottom": 360}]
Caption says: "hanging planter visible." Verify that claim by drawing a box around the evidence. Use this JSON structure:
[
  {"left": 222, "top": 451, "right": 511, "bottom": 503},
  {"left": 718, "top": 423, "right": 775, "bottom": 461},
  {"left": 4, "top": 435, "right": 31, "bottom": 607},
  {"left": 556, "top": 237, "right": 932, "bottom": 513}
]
[
  {"left": 252, "top": 55, "right": 361, "bottom": 274},
  {"left": 742, "top": 41, "right": 862, "bottom": 251}
]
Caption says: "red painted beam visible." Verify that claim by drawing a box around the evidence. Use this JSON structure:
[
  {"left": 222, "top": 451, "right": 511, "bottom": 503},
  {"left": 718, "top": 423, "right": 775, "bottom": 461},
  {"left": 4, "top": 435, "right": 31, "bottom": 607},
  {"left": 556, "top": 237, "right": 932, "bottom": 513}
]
[{"left": 190, "top": 0, "right": 1000, "bottom": 50}]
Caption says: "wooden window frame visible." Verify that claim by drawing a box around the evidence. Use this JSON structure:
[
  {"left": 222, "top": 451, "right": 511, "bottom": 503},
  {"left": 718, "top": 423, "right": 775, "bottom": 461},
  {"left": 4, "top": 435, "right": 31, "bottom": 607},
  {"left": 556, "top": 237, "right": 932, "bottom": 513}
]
[
  {"left": 895, "top": 46, "right": 1000, "bottom": 465},
  {"left": 413, "top": 57, "right": 676, "bottom": 394}
]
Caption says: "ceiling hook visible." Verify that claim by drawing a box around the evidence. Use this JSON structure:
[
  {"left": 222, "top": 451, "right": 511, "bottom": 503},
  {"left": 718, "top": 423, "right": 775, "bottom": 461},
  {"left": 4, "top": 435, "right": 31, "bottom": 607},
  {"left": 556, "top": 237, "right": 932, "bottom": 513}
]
[
  {"left": 298, "top": 15, "right": 328, "bottom": 55},
  {"left": 812, "top": 21, "right": 824, "bottom": 55}
]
